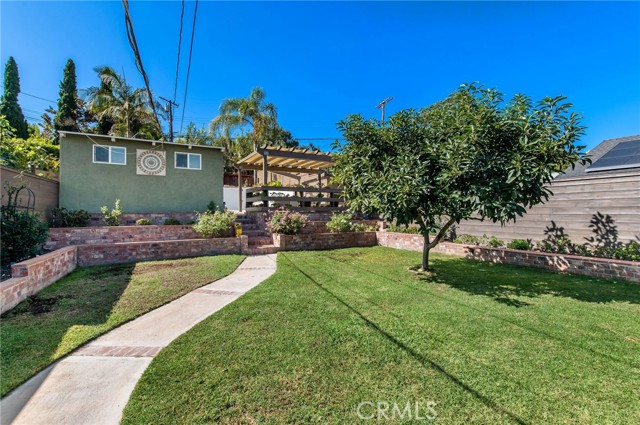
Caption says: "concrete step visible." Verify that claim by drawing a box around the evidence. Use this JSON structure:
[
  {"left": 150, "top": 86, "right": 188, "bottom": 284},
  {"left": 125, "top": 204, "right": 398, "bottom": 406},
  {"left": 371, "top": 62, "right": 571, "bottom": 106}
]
[
  {"left": 248, "top": 236, "right": 273, "bottom": 246},
  {"left": 244, "top": 230, "right": 269, "bottom": 237},
  {"left": 245, "top": 245, "right": 279, "bottom": 255}
]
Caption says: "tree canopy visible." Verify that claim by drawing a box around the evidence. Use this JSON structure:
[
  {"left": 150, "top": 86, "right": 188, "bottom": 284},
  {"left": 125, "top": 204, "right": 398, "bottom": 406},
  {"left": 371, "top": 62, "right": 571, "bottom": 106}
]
[
  {"left": 332, "top": 84, "right": 589, "bottom": 270},
  {"left": 0, "top": 57, "right": 28, "bottom": 139}
]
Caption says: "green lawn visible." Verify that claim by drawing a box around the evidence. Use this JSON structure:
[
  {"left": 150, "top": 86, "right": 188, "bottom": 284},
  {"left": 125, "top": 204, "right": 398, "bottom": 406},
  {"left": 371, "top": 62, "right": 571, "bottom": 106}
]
[
  {"left": 0, "top": 255, "right": 245, "bottom": 396},
  {"left": 122, "top": 247, "right": 639, "bottom": 425}
]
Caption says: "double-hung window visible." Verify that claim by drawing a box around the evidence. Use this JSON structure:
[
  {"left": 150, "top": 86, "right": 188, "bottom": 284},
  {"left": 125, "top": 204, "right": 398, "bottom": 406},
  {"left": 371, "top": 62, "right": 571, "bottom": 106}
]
[
  {"left": 175, "top": 152, "right": 201, "bottom": 170},
  {"left": 93, "top": 145, "right": 126, "bottom": 165}
]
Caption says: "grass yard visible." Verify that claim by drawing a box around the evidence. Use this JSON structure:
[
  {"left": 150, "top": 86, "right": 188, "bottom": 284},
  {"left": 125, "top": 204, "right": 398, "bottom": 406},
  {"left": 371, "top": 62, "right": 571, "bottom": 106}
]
[
  {"left": 0, "top": 254, "right": 245, "bottom": 396},
  {"left": 123, "top": 247, "right": 639, "bottom": 425}
]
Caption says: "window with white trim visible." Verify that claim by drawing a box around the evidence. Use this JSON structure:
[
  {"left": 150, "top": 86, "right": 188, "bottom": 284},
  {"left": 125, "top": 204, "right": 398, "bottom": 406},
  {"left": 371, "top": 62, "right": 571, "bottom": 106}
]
[
  {"left": 93, "top": 145, "right": 126, "bottom": 165},
  {"left": 175, "top": 152, "right": 201, "bottom": 170}
]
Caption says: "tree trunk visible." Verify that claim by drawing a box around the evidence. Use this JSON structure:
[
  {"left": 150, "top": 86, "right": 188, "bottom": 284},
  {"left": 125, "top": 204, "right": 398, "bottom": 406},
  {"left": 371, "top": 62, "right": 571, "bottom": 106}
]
[{"left": 422, "top": 232, "right": 431, "bottom": 271}]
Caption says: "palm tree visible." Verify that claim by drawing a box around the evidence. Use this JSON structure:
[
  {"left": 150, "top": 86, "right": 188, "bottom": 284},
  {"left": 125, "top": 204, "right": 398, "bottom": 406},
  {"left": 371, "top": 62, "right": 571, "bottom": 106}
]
[
  {"left": 209, "top": 87, "right": 278, "bottom": 153},
  {"left": 84, "top": 66, "right": 162, "bottom": 139}
]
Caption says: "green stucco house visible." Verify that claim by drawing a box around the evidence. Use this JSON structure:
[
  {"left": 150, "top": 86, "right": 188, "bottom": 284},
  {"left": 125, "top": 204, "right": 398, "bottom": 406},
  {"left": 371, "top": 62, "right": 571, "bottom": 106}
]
[{"left": 59, "top": 132, "right": 224, "bottom": 213}]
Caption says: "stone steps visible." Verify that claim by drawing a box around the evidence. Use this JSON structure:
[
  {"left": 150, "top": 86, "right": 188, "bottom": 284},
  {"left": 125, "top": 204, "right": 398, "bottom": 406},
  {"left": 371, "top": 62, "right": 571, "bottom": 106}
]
[
  {"left": 245, "top": 245, "right": 279, "bottom": 255},
  {"left": 248, "top": 236, "right": 273, "bottom": 246}
]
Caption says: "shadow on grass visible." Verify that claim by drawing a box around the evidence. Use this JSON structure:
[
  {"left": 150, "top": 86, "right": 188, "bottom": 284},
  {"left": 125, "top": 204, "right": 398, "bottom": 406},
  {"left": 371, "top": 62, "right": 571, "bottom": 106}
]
[
  {"left": 0, "top": 264, "right": 135, "bottom": 397},
  {"left": 282, "top": 253, "right": 530, "bottom": 425}
]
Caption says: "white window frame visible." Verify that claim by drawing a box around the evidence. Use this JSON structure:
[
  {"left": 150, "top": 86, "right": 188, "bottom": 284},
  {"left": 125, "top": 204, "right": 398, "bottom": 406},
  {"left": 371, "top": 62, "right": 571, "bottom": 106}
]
[
  {"left": 174, "top": 152, "right": 202, "bottom": 170},
  {"left": 93, "top": 145, "right": 127, "bottom": 165}
]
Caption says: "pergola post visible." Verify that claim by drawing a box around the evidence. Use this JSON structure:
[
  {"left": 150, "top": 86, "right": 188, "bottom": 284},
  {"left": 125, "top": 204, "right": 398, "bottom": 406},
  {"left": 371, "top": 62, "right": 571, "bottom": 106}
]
[
  {"left": 262, "top": 151, "right": 269, "bottom": 185},
  {"left": 238, "top": 166, "right": 243, "bottom": 213}
]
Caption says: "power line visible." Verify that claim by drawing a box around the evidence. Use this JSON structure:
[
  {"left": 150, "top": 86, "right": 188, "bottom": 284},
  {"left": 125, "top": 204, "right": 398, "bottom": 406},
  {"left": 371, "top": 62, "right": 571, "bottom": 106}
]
[
  {"left": 21, "top": 92, "right": 55, "bottom": 103},
  {"left": 122, "top": 0, "right": 164, "bottom": 140},
  {"left": 180, "top": 0, "right": 199, "bottom": 135},
  {"left": 173, "top": 0, "right": 185, "bottom": 104}
]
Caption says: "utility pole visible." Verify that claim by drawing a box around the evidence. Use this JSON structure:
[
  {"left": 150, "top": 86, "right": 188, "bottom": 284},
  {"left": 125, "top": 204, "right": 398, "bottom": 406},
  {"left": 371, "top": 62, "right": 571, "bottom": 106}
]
[
  {"left": 159, "top": 96, "right": 179, "bottom": 142},
  {"left": 376, "top": 97, "right": 393, "bottom": 123}
]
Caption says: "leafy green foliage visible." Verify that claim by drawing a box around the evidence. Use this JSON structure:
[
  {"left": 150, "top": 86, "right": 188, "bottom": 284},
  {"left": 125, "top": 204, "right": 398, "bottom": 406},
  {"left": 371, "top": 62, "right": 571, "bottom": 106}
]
[
  {"left": 206, "top": 201, "right": 219, "bottom": 213},
  {"left": 0, "top": 131, "right": 60, "bottom": 171},
  {"left": 387, "top": 222, "right": 420, "bottom": 234},
  {"left": 101, "top": 199, "right": 123, "bottom": 226},
  {"left": 487, "top": 236, "right": 505, "bottom": 248},
  {"left": 266, "top": 207, "right": 308, "bottom": 235},
  {"left": 267, "top": 180, "right": 283, "bottom": 187},
  {"left": 163, "top": 218, "right": 181, "bottom": 225},
  {"left": 351, "top": 222, "right": 377, "bottom": 232},
  {"left": 0, "top": 57, "right": 28, "bottom": 139},
  {"left": 54, "top": 59, "right": 80, "bottom": 132},
  {"left": 332, "top": 83, "right": 588, "bottom": 270},
  {"left": 1, "top": 185, "right": 48, "bottom": 265},
  {"left": 50, "top": 208, "right": 91, "bottom": 228},
  {"left": 326, "top": 212, "right": 353, "bottom": 233},
  {"left": 193, "top": 210, "right": 236, "bottom": 238},
  {"left": 135, "top": 218, "right": 153, "bottom": 225},
  {"left": 507, "top": 239, "right": 532, "bottom": 251}
]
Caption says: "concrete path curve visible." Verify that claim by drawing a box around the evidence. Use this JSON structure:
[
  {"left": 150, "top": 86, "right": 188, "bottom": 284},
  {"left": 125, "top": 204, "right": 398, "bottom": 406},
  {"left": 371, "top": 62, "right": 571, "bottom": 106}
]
[{"left": 1, "top": 254, "right": 277, "bottom": 425}]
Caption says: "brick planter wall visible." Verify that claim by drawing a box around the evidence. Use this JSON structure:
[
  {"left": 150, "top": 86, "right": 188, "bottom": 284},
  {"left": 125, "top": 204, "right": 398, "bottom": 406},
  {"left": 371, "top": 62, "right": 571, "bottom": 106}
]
[
  {"left": 273, "top": 232, "right": 377, "bottom": 251},
  {"left": 87, "top": 212, "right": 198, "bottom": 226},
  {"left": 376, "top": 232, "right": 640, "bottom": 283},
  {"left": 46, "top": 225, "right": 201, "bottom": 250},
  {"left": 1, "top": 246, "right": 78, "bottom": 314},
  {"left": 77, "top": 236, "right": 246, "bottom": 267},
  {"left": 300, "top": 220, "right": 380, "bottom": 234}
]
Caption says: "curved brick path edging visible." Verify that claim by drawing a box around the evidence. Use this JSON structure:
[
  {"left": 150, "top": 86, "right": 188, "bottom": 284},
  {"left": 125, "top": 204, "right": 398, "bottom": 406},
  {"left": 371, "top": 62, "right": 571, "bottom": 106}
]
[{"left": 1, "top": 254, "right": 277, "bottom": 425}]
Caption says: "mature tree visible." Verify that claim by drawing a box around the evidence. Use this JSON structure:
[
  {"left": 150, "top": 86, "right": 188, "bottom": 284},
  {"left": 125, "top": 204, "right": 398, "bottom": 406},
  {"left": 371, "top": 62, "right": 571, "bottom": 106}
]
[
  {"left": 210, "top": 87, "right": 278, "bottom": 152},
  {"left": 54, "top": 59, "right": 80, "bottom": 132},
  {"left": 84, "top": 66, "right": 161, "bottom": 139},
  {"left": 0, "top": 57, "right": 28, "bottom": 139},
  {"left": 332, "top": 84, "right": 589, "bottom": 271},
  {"left": 176, "top": 122, "right": 211, "bottom": 145}
]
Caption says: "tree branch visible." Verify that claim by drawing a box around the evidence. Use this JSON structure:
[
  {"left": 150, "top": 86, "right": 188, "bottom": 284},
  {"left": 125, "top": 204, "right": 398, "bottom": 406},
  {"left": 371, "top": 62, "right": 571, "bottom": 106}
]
[{"left": 427, "top": 217, "right": 456, "bottom": 249}]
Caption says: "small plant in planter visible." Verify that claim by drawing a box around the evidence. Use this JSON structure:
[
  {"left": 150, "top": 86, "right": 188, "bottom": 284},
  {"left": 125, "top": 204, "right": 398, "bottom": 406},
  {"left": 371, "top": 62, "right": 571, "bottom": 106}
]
[
  {"left": 163, "top": 218, "right": 181, "bottom": 225},
  {"left": 193, "top": 210, "right": 236, "bottom": 238},
  {"left": 135, "top": 218, "right": 153, "bottom": 225},
  {"left": 507, "top": 239, "right": 531, "bottom": 251},
  {"left": 101, "top": 199, "right": 123, "bottom": 226},
  {"left": 50, "top": 208, "right": 91, "bottom": 228},
  {"left": 266, "top": 207, "right": 308, "bottom": 235},
  {"left": 326, "top": 212, "right": 353, "bottom": 233}
]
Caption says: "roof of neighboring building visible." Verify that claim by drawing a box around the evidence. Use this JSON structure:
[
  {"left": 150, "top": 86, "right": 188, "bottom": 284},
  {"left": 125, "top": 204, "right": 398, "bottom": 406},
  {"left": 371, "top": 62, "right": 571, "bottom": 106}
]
[
  {"left": 556, "top": 134, "right": 640, "bottom": 179},
  {"left": 58, "top": 131, "right": 225, "bottom": 151}
]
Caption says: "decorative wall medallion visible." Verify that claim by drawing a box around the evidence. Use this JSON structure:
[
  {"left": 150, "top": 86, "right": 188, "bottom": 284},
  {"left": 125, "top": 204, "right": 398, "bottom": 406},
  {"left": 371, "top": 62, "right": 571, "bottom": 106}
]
[{"left": 136, "top": 149, "right": 166, "bottom": 176}]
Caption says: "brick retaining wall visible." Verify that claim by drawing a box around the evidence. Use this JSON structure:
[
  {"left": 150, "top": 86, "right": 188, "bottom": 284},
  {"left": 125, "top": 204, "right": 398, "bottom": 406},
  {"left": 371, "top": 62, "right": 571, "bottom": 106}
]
[
  {"left": 77, "top": 237, "right": 247, "bottom": 267},
  {"left": 1, "top": 246, "right": 77, "bottom": 314},
  {"left": 46, "top": 225, "right": 201, "bottom": 250},
  {"left": 376, "top": 232, "right": 640, "bottom": 283},
  {"left": 274, "top": 232, "right": 377, "bottom": 251}
]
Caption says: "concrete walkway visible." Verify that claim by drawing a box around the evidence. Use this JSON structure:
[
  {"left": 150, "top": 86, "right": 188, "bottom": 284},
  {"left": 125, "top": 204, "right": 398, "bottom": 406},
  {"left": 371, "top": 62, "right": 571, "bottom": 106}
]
[{"left": 1, "top": 254, "right": 277, "bottom": 425}]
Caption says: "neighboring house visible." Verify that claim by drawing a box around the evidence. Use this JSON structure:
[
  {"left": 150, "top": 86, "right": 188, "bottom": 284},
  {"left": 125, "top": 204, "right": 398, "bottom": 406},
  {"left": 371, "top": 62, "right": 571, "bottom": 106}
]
[
  {"left": 455, "top": 135, "right": 640, "bottom": 245},
  {"left": 58, "top": 132, "right": 225, "bottom": 213}
]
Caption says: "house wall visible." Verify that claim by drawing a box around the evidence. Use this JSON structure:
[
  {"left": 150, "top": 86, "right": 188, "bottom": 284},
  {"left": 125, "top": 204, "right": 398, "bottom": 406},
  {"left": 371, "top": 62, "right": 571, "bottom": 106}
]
[
  {"left": 59, "top": 134, "right": 224, "bottom": 213},
  {"left": 454, "top": 172, "right": 640, "bottom": 245},
  {"left": 1, "top": 165, "right": 59, "bottom": 220}
]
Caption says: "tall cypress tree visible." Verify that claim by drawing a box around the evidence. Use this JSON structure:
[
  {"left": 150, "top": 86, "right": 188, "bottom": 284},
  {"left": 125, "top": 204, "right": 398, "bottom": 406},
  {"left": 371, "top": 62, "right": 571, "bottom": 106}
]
[
  {"left": 54, "top": 59, "right": 79, "bottom": 132},
  {"left": 0, "top": 57, "right": 28, "bottom": 139}
]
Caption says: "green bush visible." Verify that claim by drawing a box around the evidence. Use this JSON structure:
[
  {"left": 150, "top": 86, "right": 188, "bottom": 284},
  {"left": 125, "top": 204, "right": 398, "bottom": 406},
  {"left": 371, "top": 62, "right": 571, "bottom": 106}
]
[
  {"left": 487, "top": 236, "right": 505, "bottom": 248},
  {"left": 1, "top": 186, "right": 48, "bottom": 265},
  {"left": 326, "top": 212, "right": 353, "bottom": 233},
  {"left": 101, "top": 199, "right": 123, "bottom": 226},
  {"left": 164, "top": 218, "right": 181, "bottom": 225},
  {"left": 267, "top": 181, "right": 283, "bottom": 188},
  {"left": 193, "top": 210, "right": 236, "bottom": 238},
  {"left": 266, "top": 207, "right": 308, "bottom": 235},
  {"left": 453, "top": 234, "right": 481, "bottom": 245},
  {"left": 352, "top": 223, "right": 377, "bottom": 232},
  {"left": 50, "top": 208, "right": 91, "bottom": 228},
  {"left": 507, "top": 239, "right": 531, "bottom": 250},
  {"left": 387, "top": 223, "right": 420, "bottom": 234},
  {"left": 186, "top": 220, "right": 196, "bottom": 225},
  {"left": 135, "top": 218, "right": 153, "bottom": 225},
  {"left": 206, "top": 201, "right": 219, "bottom": 213}
]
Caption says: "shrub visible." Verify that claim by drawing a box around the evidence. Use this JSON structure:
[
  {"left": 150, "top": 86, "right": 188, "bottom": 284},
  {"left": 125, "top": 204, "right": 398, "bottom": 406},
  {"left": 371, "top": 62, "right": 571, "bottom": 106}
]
[
  {"left": 507, "top": 239, "right": 531, "bottom": 251},
  {"left": 186, "top": 220, "right": 196, "bottom": 225},
  {"left": 50, "top": 207, "right": 91, "bottom": 228},
  {"left": 164, "top": 218, "right": 181, "bottom": 225},
  {"left": 352, "top": 223, "right": 377, "bottom": 232},
  {"left": 486, "top": 236, "right": 505, "bottom": 248},
  {"left": 206, "top": 201, "right": 219, "bottom": 213},
  {"left": 1, "top": 186, "right": 48, "bottom": 265},
  {"left": 267, "top": 180, "right": 283, "bottom": 188},
  {"left": 326, "top": 212, "right": 353, "bottom": 233},
  {"left": 101, "top": 199, "right": 123, "bottom": 226},
  {"left": 266, "top": 207, "right": 308, "bottom": 235},
  {"left": 193, "top": 210, "right": 236, "bottom": 238},
  {"left": 135, "top": 218, "right": 153, "bottom": 225},
  {"left": 387, "top": 223, "right": 420, "bottom": 234},
  {"left": 453, "top": 234, "right": 481, "bottom": 245}
]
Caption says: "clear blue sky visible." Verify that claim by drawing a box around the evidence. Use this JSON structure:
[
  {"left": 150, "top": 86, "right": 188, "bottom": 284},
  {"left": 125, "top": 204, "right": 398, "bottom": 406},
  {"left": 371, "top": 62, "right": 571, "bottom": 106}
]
[{"left": 2, "top": 1, "right": 639, "bottom": 151}]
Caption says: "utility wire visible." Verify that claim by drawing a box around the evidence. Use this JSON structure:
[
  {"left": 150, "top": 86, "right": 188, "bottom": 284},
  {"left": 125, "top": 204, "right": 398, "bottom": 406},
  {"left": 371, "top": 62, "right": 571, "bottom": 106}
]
[
  {"left": 173, "top": 0, "right": 185, "bottom": 104},
  {"left": 21, "top": 92, "right": 56, "bottom": 103},
  {"left": 121, "top": 0, "right": 164, "bottom": 140},
  {"left": 180, "top": 0, "right": 199, "bottom": 135}
]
